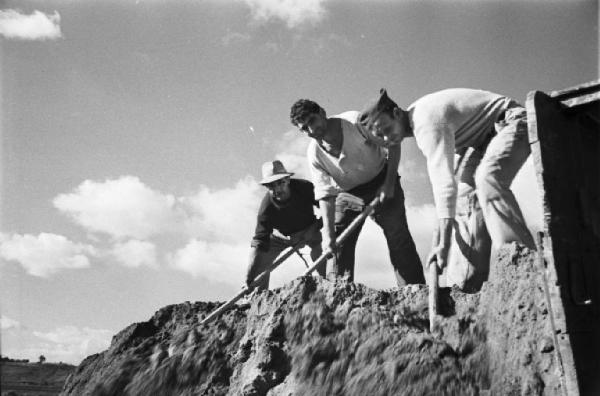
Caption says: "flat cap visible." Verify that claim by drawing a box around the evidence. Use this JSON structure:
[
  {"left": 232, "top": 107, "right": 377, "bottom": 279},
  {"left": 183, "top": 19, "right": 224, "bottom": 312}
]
[{"left": 358, "top": 88, "right": 398, "bottom": 129}]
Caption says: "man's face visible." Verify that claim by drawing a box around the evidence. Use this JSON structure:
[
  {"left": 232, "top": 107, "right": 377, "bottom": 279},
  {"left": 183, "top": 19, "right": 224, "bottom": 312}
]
[
  {"left": 295, "top": 110, "right": 327, "bottom": 139},
  {"left": 265, "top": 177, "right": 291, "bottom": 202},
  {"left": 367, "top": 110, "right": 405, "bottom": 148}
]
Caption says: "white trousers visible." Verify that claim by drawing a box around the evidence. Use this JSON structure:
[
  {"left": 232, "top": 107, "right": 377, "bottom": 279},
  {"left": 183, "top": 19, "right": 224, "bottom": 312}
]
[
  {"left": 475, "top": 105, "right": 535, "bottom": 249},
  {"left": 446, "top": 152, "right": 492, "bottom": 291},
  {"left": 445, "top": 105, "right": 535, "bottom": 290}
]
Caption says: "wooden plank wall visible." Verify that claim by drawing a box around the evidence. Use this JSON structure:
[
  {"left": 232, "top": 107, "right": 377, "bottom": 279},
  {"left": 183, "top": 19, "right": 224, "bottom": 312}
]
[{"left": 527, "top": 81, "right": 600, "bottom": 396}]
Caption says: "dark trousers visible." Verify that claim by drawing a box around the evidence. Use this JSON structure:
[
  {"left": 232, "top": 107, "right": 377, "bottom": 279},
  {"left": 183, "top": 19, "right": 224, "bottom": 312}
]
[{"left": 334, "top": 170, "right": 425, "bottom": 286}]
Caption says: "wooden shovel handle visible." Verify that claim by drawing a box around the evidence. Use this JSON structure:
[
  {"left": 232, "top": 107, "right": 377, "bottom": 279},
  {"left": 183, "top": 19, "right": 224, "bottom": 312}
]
[{"left": 428, "top": 260, "right": 439, "bottom": 333}]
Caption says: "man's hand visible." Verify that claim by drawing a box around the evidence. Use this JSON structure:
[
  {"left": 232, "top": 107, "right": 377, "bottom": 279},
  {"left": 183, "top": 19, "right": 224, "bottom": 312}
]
[
  {"left": 426, "top": 245, "right": 449, "bottom": 271},
  {"left": 321, "top": 234, "right": 337, "bottom": 258},
  {"left": 245, "top": 263, "right": 257, "bottom": 289},
  {"left": 325, "top": 256, "right": 339, "bottom": 281},
  {"left": 318, "top": 196, "right": 339, "bottom": 280},
  {"left": 272, "top": 229, "right": 289, "bottom": 240},
  {"left": 319, "top": 197, "right": 337, "bottom": 256},
  {"left": 321, "top": 233, "right": 340, "bottom": 281},
  {"left": 245, "top": 274, "right": 255, "bottom": 290},
  {"left": 336, "top": 192, "right": 364, "bottom": 212},
  {"left": 378, "top": 180, "right": 395, "bottom": 203},
  {"left": 427, "top": 218, "right": 454, "bottom": 270},
  {"left": 245, "top": 247, "right": 261, "bottom": 289}
]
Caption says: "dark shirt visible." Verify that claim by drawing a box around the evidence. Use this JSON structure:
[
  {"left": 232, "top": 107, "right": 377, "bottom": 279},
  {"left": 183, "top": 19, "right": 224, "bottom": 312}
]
[{"left": 251, "top": 179, "right": 318, "bottom": 251}]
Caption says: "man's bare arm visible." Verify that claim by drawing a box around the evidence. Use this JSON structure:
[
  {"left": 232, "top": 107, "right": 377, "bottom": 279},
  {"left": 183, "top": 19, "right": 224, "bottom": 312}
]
[{"left": 319, "top": 196, "right": 336, "bottom": 251}]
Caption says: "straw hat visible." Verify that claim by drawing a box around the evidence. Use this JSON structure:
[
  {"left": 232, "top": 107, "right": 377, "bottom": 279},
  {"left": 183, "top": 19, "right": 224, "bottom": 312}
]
[{"left": 260, "top": 160, "right": 294, "bottom": 185}]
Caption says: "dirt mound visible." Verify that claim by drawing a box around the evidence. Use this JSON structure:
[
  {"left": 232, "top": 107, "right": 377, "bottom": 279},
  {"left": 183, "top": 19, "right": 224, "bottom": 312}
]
[{"left": 61, "top": 243, "right": 562, "bottom": 396}]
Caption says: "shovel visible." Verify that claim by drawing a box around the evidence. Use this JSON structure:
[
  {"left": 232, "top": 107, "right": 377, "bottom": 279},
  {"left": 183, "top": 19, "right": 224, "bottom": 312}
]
[
  {"left": 300, "top": 196, "right": 380, "bottom": 279},
  {"left": 199, "top": 241, "right": 301, "bottom": 325},
  {"left": 200, "top": 196, "right": 381, "bottom": 325}
]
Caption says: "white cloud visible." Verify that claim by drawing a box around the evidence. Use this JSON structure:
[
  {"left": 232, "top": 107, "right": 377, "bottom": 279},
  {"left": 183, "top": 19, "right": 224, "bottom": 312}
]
[
  {"left": 0, "top": 9, "right": 62, "bottom": 40},
  {"left": 54, "top": 176, "right": 182, "bottom": 240},
  {"left": 28, "top": 326, "right": 112, "bottom": 364},
  {"left": 0, "top": 315, "right": 21, "bottom": 330},
  {"left": 111, "top": 239, "right": 157, "bottom": 268},
  {"left": 169, "top": 239, "right": 247, "bottom": 285},
  {"left": 182, "top": 177, "right": 262, "bottom": 243},
  {"left": 0, "top": 233, "right": 95, "bottom": 277},
  {"left": 243, "top": 0, "right": 328, "bottom": 28}
]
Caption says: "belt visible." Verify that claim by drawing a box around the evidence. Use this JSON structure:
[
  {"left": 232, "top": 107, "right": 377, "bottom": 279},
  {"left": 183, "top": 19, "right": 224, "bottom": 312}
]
[
  {"left": 481, "top": 105, "right": 523, "bottom": 150},
  {"left": 347, "top": 164, "right": 390, "bottom": 197},
  {"left": 457, "top": 110, "right": 506, "bottom": 158}
]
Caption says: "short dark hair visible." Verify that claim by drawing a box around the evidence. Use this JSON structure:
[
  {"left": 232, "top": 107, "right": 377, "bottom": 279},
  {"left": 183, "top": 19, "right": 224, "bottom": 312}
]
[{"left": 290, "top": 99, "right": 324, "bottom": 126}]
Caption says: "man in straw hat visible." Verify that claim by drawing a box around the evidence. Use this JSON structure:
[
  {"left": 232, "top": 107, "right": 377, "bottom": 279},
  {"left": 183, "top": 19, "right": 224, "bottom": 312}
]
[
  {"left": 246, "top": 160, "right": 325, "bottom": 290},
  {"left": 357, "top": 88, "right": 535, "bottom": 286},
  {"left": 289, "top": 99, "right": 424, "bottom": 286}
]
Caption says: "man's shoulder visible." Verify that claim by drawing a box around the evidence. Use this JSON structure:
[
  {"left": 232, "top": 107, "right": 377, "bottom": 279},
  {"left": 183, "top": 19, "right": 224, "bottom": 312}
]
[
  {"left": 291, "top": 178, "right": 314, "bottom": 189},
  {"left": 306, "top": 139, "right": 322, "bottom": 162},
  {"left": 332, "top": 110, "right": 372, "bottom": 141},
  {"left": 409, "top": 88, "right": 505, "bottom": 123},
  {"left": 290, "top": 179, "right": 316, "bottom": 204},
  {"left": 332, "top": 110, "right": 360, "bottom": 124},
  {"left": 410, "top": 88, "right": 504, "bottom": 109}
]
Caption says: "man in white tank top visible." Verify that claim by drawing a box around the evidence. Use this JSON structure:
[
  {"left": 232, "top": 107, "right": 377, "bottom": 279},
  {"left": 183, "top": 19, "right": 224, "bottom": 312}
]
[{"left": 289, "top": 99, "right": 424, "bottom": 286}]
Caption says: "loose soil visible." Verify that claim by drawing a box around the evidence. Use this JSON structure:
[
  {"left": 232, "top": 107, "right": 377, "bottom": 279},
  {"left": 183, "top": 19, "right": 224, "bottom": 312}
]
[{"left": 61, "top": 243, "right": 562, "bottom": 396}]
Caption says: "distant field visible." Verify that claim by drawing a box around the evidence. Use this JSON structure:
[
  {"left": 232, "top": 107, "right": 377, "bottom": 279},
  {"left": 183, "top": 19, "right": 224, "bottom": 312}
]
[{"left": 1, "top": 361, "right": 75, "bottom": 396}]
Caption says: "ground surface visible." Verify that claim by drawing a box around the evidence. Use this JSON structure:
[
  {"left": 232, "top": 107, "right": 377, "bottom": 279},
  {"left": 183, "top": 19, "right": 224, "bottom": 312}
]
[
  {"left": 61, "top": 243, "right": 563, "bottom": 396},
  {"left": 1, "top": 361, "right": 75, "bottom": 396}
]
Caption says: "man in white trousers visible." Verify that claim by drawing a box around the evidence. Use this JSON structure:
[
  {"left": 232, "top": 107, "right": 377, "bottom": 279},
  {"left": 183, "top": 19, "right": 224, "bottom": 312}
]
[{"left": 357, "top": 88, "right": 535, "bottom": 279}]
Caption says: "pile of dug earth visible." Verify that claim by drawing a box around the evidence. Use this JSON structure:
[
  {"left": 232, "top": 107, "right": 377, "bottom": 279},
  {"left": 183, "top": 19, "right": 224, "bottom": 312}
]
[{"left": 62, "top": 244, "right": 563, "bottom": 396}]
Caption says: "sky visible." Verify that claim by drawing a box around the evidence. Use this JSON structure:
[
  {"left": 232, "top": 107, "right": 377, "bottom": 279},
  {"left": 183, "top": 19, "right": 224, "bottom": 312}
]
[{"left": 0, "top": 0, "right": 597, "bottom": 365}]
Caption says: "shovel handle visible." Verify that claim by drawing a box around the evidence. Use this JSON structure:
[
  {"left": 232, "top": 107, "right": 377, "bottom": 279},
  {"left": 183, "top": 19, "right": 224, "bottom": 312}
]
[
  {"left": 200, "top": 242, "right": 300, "bottom": 325},
  {"left": 201, "top": 197, "right": 381, "bottom": 326},
  {"left": 428, "top": 260, "right": 439, "bottom": 333}
]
